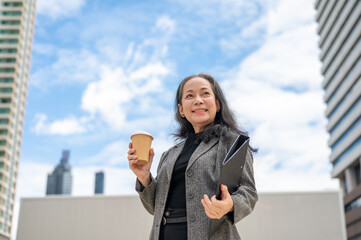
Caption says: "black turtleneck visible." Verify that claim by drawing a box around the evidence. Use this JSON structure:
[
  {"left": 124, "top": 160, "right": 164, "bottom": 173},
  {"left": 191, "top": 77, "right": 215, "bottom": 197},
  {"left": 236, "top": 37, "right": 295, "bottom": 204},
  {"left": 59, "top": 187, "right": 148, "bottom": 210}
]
[{"left": 165, "top": 133, "right": 200, "bottom": 210}]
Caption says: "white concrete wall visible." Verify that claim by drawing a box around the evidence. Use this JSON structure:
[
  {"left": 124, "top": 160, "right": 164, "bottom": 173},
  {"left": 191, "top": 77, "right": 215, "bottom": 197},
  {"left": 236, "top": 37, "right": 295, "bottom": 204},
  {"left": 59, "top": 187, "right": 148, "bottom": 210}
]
[{"left": 17, "top": 191, "right": 346, "bottom": 240}]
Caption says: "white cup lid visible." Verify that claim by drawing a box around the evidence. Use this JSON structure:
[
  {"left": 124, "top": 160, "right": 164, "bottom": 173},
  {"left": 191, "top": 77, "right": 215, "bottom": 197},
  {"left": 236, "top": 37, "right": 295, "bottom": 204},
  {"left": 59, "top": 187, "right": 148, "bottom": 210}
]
[{"left": 131, "top": 131, "right": 153, "bottom": 140}]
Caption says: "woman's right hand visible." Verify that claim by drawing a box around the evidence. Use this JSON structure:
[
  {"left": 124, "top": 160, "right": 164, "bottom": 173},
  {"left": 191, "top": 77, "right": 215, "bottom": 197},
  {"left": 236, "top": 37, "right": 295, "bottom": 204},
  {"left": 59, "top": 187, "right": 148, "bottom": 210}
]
[{"left": 128, "top": 142, "right": 154, "bottom": 188}]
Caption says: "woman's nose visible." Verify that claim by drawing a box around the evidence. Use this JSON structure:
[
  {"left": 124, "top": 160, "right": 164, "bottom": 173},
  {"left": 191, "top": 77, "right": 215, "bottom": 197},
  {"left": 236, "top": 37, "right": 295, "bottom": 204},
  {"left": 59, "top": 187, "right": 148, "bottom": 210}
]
[{"left": 194, "top": 95, "right": 204, "bottom": 104}]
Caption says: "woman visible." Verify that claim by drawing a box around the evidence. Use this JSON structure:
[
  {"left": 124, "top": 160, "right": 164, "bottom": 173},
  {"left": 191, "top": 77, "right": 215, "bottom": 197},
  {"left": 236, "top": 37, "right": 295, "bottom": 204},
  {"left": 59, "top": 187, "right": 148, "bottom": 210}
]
[{"left": 128, "top": 73, "right": 257, "bottom": 240}]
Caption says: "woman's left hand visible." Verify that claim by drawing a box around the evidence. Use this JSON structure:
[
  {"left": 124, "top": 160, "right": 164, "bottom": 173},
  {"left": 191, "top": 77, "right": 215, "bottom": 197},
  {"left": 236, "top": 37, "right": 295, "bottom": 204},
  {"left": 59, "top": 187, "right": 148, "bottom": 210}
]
[{"left": 201, "top": 184, "right": 234, "bottom": 219}]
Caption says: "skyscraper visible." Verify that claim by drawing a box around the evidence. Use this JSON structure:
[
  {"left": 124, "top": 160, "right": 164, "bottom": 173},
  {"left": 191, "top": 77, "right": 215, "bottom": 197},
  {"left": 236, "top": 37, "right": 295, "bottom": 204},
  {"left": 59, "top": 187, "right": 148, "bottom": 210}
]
[
  {"left": 46, "top": 150, "right": 73, "bottom": 195},
  {"left": 315, "top": 1, "right": 361, "bottom": 239},
  {"left": 0, "top": 0, "right": 36, "bottom": 238},
  {"left": 94, "top": 171, "right": 104, "bottom": 194}
]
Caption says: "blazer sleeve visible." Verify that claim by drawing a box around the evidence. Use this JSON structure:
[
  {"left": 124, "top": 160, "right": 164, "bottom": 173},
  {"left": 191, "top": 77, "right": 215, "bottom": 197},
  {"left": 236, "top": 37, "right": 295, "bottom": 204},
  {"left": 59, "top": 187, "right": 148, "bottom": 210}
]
[
  {"left": 135, "top": 151, "right": 167, "bottom": 215},
  {"left": 227, "top": 149, "right": 258, "bottom": 224}
]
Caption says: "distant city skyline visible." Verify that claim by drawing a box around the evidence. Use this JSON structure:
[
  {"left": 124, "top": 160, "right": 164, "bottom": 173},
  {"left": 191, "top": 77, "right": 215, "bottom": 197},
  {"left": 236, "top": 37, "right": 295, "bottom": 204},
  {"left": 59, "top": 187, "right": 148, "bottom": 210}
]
[{"left": 46, "top": 150, "right": 72, "bottom": 195}]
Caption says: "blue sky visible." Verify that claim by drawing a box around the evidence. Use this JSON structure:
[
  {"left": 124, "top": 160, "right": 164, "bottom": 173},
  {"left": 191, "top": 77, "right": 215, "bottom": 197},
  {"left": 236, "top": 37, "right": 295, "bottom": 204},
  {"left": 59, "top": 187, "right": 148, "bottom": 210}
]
[{"left": 13, "top": 0, "right": 340, "bottom": 237}]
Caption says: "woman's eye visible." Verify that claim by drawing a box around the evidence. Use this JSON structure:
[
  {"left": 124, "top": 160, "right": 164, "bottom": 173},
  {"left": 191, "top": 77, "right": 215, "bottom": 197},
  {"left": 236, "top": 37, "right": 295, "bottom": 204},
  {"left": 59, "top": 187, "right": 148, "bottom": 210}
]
[
  {"left": 185, "top": 94, "right": 193, "bottom": 98},
  {"left": 203, "top": 92, "right": 210, "bottom": 95}
]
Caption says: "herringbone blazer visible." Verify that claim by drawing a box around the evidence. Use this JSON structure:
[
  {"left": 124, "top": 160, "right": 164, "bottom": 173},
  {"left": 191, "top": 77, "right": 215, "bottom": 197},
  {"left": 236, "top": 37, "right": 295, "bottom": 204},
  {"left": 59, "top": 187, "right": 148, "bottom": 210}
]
[{"left": 136, "top": 129, "right": 257, "bottom": 240}]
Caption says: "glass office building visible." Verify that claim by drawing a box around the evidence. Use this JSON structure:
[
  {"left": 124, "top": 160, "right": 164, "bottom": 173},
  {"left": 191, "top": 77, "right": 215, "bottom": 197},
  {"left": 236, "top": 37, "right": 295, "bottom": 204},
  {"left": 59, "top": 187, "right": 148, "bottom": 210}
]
[
  {"left": 94, "top": 171, "right": 104, "bottom": 194},
  {"left": 46, "top": 150, "right": 73, "bottom": 195},
  {"left": 0, "top": 0, "right": 36, "bottom": 238},
  {"left": 315, "top": 0, "right": 361, "bottom": 239}
]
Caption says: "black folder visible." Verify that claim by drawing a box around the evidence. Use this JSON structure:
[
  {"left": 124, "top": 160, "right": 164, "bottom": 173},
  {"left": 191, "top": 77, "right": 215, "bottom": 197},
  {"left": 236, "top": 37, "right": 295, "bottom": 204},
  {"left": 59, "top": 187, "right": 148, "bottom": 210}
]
[{"left": 209, "top": 134, "right": 250, "bottom": 237}]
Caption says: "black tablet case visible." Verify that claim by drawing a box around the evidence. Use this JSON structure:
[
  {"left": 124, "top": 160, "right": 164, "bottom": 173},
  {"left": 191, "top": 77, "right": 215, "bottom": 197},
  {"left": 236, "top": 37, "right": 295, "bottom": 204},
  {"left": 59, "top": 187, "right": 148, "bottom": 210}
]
[{"left": 209, "top": 134, "right": 250, "bottom": 237}]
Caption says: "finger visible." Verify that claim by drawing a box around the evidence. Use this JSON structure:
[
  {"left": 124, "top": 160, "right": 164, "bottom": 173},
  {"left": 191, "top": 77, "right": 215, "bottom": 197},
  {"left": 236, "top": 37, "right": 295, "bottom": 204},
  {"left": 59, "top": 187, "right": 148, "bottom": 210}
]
[
  {"left": 221, "top": 184, "right": 230, "bottom": 200},
  {"left": 149, "top": 148, "right": 155, "bottom": 161},
  {"left": 128, "top": 154, "right": 138, "bottom": 161},
  {"left": 201, "top": 199, "right": 216, "bottom": 218},
  {"left": 203, "top": 194, "right": 213, "bottom": 208},
  {"left": 128, "top": 159, "right": 139, "bottom": 167},
  {"left": 128, "top": 142, "right": 132, "bottom": 149},
  {"left": 128, "top": 148, "right": 136, "bottom": 155},
  {"left": 203, "top": 195, "right": 221, "bottom": 215}
]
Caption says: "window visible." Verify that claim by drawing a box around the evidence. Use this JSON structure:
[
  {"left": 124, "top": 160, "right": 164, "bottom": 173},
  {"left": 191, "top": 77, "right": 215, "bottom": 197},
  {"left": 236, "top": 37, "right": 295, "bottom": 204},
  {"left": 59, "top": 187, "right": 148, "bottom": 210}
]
[
  {"left": 0, "top": 68, "right": 15, "bottom": 73},
  {"left": 0, "top": 20, "right": 20, "bottom": 25},
  {"left": 0, "top": 39, "right": 18, "bottom": 44},
  {"left": 0, "top": 58, "right": 16, "bottom": 63},
  {"left": 0, "top": 109, "right": 10, "bottom": 114},
  {"left": 346, "top": 195, "right": 361, "bottom": 212},
  {"left": 0, "top": 49, "right": 17, "bottom": 53},
  {"left": 0, "top": 11, "right": 21, "bottom": 16},
  {"left": 2, "top": 2, "right": 22, "bottom": 7},
  {"left": 0, "top": 29, "right": 20, "bottom": 34},
  {"left": 0, "top": 78, "right": 13, "bottom": 83},
  {"left": 0, "top": 98, "right": 11, "bottom": 104},
  {"left": 0, "top": 119, "right": 9, "bottom": 124},
  {"left": 0, "top": 129, "right": 7, "bottom": 135},
  {"left": 355, "top": 163, "right": 361, "bottom": 186},
  {"left": 0, "top": 141, "right": 5, "bottom": 146},
  {"left": 0, "top": 88, "right": 12, "bottom": 93}
]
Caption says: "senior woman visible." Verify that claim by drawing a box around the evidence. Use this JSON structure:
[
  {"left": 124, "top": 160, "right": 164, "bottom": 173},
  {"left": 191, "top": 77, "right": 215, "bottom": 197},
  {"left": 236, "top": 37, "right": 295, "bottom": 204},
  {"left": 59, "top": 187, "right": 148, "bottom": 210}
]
[{"left": 128, "top": 73, "right": 257, "bottom": 240}]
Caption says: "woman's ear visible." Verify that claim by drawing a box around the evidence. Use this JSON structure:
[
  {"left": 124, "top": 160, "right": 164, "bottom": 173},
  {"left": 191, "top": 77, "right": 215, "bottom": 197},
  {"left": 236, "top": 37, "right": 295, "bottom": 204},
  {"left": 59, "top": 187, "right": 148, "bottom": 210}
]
[
  {"left": 178, "top": 103, "right": 185, "bottom": 117},
  {"left": 216, "top": 100, "right": 221, "bottom": 112}
]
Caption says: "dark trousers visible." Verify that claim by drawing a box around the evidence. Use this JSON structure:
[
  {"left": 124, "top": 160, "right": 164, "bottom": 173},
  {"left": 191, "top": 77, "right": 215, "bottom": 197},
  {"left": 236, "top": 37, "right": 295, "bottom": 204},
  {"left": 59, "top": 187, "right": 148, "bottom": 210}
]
[{"left": 159, "top": 222, "right": 187, "bottom": 240}]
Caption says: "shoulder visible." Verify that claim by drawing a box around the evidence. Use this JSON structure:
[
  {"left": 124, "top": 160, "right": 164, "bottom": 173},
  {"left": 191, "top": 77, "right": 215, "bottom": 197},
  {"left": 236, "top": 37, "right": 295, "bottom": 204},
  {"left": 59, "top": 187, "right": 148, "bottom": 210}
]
[
  {"left": 220, "top": 127, "right": 241, "bottom": 147},
  {"left": 161, "top": 139, "right": 186, "bottom": 158}
]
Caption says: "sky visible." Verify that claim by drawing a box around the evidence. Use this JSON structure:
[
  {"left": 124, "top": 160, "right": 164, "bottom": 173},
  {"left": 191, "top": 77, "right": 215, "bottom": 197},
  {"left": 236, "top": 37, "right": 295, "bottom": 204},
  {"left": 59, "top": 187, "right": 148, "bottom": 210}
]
[{"left": 12, "top": 0, "right": 340, "bottom": 238}]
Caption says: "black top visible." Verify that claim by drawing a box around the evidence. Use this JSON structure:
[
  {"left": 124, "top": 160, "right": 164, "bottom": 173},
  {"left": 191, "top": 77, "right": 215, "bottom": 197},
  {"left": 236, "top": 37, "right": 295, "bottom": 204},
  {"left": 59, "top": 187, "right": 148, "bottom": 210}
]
[{"left": 165, "top": 133, "right": 200, "bottom": 210}]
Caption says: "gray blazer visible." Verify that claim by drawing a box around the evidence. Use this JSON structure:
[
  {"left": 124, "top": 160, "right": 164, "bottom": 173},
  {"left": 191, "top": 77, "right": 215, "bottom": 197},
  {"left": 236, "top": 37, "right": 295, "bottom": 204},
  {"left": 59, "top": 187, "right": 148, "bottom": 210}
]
[{"left": 136, "top": 129, "right": 257, "bottom": 240}]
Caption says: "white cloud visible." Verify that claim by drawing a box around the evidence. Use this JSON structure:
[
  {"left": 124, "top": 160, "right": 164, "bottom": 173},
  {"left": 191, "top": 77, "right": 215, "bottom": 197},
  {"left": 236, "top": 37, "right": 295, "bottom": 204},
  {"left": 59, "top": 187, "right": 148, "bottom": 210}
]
[
  {"left": 153, "top": 15, "right": 175, "bottom": 35},
  {"left": 80, "top": 62, "right": 169, "bottom": 131},
  {"left": 32, "top": 16, "right": 175, "bottom": 135},
  {"left": 221, "top": 0, "right": 339, "bottom": 191},
  {"left": 33, "top": 113, "right": 90, "bottom": 135},
  {"left": 36, "top": 0, "right": 86, "bottom": 19},
  {"left": 30, "top": 49, "right": 100, "bottom": 87}
]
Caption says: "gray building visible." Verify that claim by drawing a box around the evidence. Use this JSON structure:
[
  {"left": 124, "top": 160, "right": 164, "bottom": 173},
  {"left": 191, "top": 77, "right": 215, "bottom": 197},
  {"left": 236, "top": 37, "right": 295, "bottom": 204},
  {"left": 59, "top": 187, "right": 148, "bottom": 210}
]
[
  {"left": 94, "top": 171, "right": 104, "bottom": 194},
  {"left": 315, "top": 0, "right": 361, "bottom": 239},
  {"left": 46, "top": 150, "right": 73, "bottom": 195},
  {"left": 0, "top": 0, "right": 36, "bottom": 238},
  {"left": 16, "top": 191, "right": 346, "bottom": 240}
]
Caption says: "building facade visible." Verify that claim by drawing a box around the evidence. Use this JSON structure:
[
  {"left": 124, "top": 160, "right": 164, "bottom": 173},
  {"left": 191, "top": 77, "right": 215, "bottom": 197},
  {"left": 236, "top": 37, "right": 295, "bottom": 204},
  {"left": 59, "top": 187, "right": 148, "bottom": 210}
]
[
  {"left": 0, "top": 0, "right": 36, "bottom": 239},
  {"left": 315, "top": 0, "right": 361, "bottom": 239},
  {"left": 94, "top": 171, "right": 104, "bottom": 194},
  {"left": 46, "top": 150, "right": 73, "bottom": 195},
  {"left": 16, "top": 192, "right": 346, "bottom": 240}
]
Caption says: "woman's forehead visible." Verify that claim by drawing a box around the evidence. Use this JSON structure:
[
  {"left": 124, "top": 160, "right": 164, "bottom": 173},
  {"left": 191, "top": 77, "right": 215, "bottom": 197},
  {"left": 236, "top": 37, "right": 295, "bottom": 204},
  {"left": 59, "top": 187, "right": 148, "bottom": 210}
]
[{"left": 183, "top": 77, "right": 212, "bottom": 91}]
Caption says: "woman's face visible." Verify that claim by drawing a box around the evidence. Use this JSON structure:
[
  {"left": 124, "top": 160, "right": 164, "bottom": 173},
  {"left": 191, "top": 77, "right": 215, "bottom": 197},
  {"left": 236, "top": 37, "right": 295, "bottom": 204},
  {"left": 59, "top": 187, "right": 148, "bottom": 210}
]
[{"left": 178, "top": 77, "right": 220, "bottom": 133}]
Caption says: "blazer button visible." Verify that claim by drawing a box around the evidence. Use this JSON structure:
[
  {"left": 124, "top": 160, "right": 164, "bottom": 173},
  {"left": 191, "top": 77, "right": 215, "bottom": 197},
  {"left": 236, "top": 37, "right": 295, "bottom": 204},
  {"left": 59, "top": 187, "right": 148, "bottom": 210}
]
[
  {"left": 189, "top": 214, "right": 195, "bottom": 222},
  {"left": 188, "top": 193, "right": 194, "bottom": 199},
  {"left": 165, "top": 211, "right": 170, "bottom": 217},
  {"left": 187, "top": 171, "right": 192, "bottom": 177}
]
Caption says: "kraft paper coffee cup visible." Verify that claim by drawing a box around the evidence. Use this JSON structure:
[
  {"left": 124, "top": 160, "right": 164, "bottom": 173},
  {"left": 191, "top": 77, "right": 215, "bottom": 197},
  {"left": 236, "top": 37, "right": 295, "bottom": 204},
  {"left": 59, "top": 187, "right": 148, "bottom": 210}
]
[{"left": 130, "top": 131, "right": 154, "bottom": 165}]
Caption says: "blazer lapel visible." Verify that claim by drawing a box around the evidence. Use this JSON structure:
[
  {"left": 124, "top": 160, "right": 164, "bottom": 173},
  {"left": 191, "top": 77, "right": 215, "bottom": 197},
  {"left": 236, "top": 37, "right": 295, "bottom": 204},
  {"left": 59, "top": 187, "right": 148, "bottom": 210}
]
[
  {"left": 186, "top": 137, "right": 219, "bottom": 171},
  {"left": 165, "top": 141, "right": 185, "bottom": 180}
]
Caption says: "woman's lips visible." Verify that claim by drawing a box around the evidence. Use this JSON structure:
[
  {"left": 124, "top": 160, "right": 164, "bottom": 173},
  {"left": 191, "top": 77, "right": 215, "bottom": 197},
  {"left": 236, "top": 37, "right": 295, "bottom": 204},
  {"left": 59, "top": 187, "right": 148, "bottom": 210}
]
[{"left": 192, "top": 108, "right": 207, "bottom": 113}]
